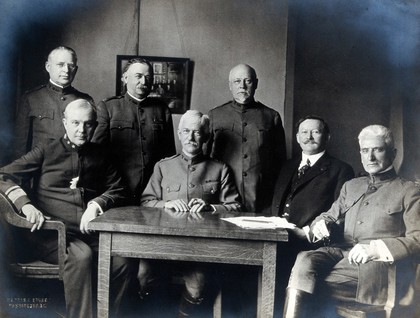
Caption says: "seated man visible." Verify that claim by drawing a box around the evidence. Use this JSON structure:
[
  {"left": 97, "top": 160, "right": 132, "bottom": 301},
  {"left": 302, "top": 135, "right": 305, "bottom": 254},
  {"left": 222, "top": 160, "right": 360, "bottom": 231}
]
[
  {"left": 0, "top": 99, "right": 132, "bottom": 318},
  {"left": 140, "top": 110, "right": 242, "bottom": 316},
  {"left": 283, "top": 125, "right": 420, "bottom": 318}
]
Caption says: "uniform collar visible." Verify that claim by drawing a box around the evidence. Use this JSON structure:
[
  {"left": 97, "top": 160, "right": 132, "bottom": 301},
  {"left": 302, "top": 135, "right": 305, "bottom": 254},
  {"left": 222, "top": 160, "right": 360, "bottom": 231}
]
[
  {"left": 180, "top": 152, "right": 205, "bottom": 165},
  {"left": 231, "top": 99, "right": 258, "bottom": 111},
  {"left": 48, "top": 81, "right": 73, "bottom": 94},
  {"left": 368, "top": 167, "right": 397, "bottom": 184},
  {"left": 125, "top": 92, "right": 147, "bottom": 105},
  {"left": 63, "top": 134, "right": 91, "bottom": 153}
]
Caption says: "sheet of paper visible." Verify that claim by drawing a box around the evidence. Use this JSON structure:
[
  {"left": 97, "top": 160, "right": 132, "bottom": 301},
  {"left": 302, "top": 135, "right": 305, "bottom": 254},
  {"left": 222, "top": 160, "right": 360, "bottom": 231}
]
[{"left": 221, "top": 216, "right": 296, "bottom": 229}]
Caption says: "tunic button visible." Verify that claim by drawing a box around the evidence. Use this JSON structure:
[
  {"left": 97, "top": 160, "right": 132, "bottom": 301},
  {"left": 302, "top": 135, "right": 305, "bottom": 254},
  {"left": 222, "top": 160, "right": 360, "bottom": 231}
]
[
  {"left": 166, "top": 187, "right": 170, "bottom": 191},
  {"left": 118, "top": 126, "right": 122, "bottom": 129},
  {"left": 357, "top": 221, "right": 363, "bottom": 225},
  {"left": 211, "top": 189, "right": 215, "bottom": 194},
  {"left": 38, "top": 115, "right": 42, "bottom": 118},
  {"left": 243, "top": 154, "right": 248, "bottom": 159},
  {"left": 61, "top": 97, "right": 65, "bottom": 101},
  {"left": 189, "top": 183, "right": 194, "bottom": 188},
  {"left": 242, "top": 172, "right": 247, "bottom": 177},
  {"left": 363, "top": 202, "right": 369, "bottom": 206},
  {"left": 285, "top": 203, "right": 290, "bottom": 207},
  {"left": 243, "top": 122, "right": 247, "bottom": 127}
]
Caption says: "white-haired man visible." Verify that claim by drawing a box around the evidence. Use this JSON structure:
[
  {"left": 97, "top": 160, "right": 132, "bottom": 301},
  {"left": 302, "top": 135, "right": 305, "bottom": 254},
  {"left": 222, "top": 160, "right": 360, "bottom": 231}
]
[
  {"left": 283, "top": 125, "right": 420, "bottom": 318},
  {"left": 140, "top": 110, "right": 242, "bottom": 316}
]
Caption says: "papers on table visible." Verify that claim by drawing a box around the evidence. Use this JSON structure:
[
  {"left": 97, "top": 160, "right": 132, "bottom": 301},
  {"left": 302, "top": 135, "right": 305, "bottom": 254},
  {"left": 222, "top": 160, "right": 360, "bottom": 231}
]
[{"left": 221, "top": 216, "right": 296, "bottom": 230}]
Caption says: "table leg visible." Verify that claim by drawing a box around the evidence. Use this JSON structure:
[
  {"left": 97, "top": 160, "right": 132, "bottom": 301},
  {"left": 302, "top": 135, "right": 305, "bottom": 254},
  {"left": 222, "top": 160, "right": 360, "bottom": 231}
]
[
  {"left": 257, "top": 242, "right": 277, "bottom": 318},
  {"left": 97, "top": 232, "right": 112, "bottom": 318},
  {"left": 213, "top": 289, "right": 222, "bottom": 318}
]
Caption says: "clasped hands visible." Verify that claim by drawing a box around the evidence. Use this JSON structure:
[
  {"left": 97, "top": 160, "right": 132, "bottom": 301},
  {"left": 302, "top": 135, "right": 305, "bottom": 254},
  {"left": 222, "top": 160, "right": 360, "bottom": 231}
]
[
  {"left": 164, "top": 198, "right": 213, "bottom": 213},
  {"left": 21, "top": 203, "right": 100, "bottom": 235},
  {"left": 312, "top": 219, "right": 379, "bottom": 265}
]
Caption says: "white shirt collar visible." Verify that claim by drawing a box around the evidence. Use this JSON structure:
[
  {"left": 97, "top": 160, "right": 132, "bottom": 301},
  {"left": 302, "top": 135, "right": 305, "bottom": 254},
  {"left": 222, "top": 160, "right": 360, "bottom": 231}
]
[
  {"left": 299, "top": 151, "right": 326, "bottom": 169},
  {"left": 49, "top": 79, "right": 66, "bottom": 89},
  {"left": 127, "top": 91, "right": 146, "bottom": 102}
]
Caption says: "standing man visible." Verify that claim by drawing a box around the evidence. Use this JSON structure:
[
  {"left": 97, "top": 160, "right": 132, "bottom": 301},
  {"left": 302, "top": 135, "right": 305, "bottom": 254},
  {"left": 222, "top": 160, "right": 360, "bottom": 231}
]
[
  {"left": 207, "top": 64, "right": 286, "bottom": 212},
  {"left": 283, "top": 125, "right": 420, "bottom": 318},
  {"left": 140, "top": 110, "right": 242, "bottom": 317},
  {"left": 0, "top": 100, "right": 132, "bottom": 318},
  {"left": 14, "top": 46, "right": 93, "bottom": 158},
  {"left": 92, "top": 58, "right": 175, "bottom": 203}
]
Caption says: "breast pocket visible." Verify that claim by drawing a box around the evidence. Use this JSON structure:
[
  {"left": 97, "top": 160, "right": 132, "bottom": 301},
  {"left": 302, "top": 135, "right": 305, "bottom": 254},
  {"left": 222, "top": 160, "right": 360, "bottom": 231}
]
[
  {"left": 29, "top": 109, "right": 55, "bottom": 138},
  {"left": 164, "top": 183, "right": 181, "bottom": 200},
  {"left": 202, "top": 181, "right": 220, "bottom": 203},
  {"left": 110, "top": 120, "right": 135, "bottom": 144}
]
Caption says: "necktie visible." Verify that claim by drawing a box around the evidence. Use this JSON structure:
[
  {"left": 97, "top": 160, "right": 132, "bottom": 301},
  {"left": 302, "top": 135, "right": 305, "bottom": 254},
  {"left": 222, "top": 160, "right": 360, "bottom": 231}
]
[{"left": 298, "top": 159, "right": 311, "bottom": 178}]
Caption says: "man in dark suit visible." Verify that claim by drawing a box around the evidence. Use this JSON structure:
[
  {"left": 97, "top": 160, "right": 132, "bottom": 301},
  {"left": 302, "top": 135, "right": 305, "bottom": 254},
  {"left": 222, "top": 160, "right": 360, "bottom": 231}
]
[
  {"left": 270, "top": 115, "right": 354, "bottom": 313},
  {"left": 271, "top": 115, "right": 354, "bottom": 242}
]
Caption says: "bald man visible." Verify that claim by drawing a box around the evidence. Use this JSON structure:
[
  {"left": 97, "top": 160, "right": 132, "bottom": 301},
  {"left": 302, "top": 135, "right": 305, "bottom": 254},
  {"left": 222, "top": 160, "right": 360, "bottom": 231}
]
[
  {"left": 1, "top": 99, "right": 131, "bottom": 318},
  {"left": 14, "top": 46, "right": 93, "bottom": 159},
  {"left": 206, "top": 64, "right": 286, "bottom": 212}
]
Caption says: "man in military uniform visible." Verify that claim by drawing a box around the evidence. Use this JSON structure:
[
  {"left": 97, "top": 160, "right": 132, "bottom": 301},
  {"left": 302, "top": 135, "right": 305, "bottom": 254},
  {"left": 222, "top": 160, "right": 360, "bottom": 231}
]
[
  {"left": 14, "top": 46, "right": 92, "bottom": 159},
  {"left": 92, "top": 58, "right": 175, "bottom": 203},
  {"left": 140, "top": 110, "right": 242, "bottom": 317},
  {"left": 283, "top": 125, "right": 420, "bottom": 318},
  {"left": 1, "top": 100, "right": 132, "bottom": 318},
  {"left": 206, "top": 64, "right": 286, "bottom": 212}
]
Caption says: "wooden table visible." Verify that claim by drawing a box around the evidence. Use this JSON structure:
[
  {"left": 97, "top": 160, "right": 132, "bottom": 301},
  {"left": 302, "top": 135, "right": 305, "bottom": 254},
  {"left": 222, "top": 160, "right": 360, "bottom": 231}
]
[{"left": 88, "top": 206, "right": 288, "bottom": 318}]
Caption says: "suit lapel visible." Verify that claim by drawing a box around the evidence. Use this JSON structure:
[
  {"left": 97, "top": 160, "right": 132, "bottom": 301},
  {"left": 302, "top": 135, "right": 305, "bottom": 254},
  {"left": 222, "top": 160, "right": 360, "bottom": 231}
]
[{"left": 291, "top": 154, "right": 331, "bottom": 192}]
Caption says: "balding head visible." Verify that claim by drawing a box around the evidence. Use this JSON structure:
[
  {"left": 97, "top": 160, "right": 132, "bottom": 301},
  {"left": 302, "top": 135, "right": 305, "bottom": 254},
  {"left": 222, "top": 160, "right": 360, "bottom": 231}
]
[{"left": 228, "top": 64, "right": 258, "bottom": 104}]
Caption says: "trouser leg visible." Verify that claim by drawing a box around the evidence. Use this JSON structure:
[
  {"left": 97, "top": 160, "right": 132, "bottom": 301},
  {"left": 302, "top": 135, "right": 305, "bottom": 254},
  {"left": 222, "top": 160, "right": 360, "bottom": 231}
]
[
  {"left": 284, "top": 247, "right": 345, "bottom": 318},
  {"left": 178, "top": 266, "right": 207, "bottom": 317},
  {"left": 109, "top": 256, "right": 134, "bottom": 317},
  {"left": 63, "top": 237, "right": 93, "bottom": 318}
]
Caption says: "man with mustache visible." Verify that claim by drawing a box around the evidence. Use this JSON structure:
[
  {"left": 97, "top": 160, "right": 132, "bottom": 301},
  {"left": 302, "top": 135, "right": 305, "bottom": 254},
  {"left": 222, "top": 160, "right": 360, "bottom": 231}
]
[
  {"left": 283, "top": 125, "right": 420, "bottom": 317},
  {"left": 271, "top": 115, "right": 354, "bottom": 240},
  {"left": 139, "top": 110, "right": 242, "bottom": 317},
  {"left": 269, "top": 115, "right": 354, "bottom": 309},
  {"left": 0, "top": 99, "right": 132, "bottom": 318},
  {"left": 14, "top": 46, "right": 93, "bottom": 159},
  {"left": 206, "top": 64, "right": 286, "bottom": 213},
  {"left": 92, "top": 58, "right": 175, "bottom": 204}
]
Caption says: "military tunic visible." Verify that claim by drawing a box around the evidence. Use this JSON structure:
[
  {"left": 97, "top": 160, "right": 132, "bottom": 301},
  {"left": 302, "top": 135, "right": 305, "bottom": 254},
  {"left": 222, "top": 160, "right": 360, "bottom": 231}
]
[
  {"left": 0, "top": 137, "right": 126, "bottom": 231},
  {"left": 92, "top": 93, "right": 176, "bottom": 201},
  {"left": 141, "top": 153, "right": 242, "bottom": 212},
  {"left": 289, "top": 169, "right": 420, "bottom": 305},
  {"left": 14, "top": 82, "right": 93, "bottom": 159},
  {"left": 207, "top": 100, "right": 286, "bottom": 212}
]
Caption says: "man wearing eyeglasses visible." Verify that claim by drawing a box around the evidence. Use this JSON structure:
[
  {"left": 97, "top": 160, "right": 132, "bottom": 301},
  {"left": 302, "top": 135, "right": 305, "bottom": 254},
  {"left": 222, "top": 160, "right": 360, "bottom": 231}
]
[
  {"left": 282, "top": 125, "right": 420, "bottom": 317},
  {"left": 14, "top": 46, "right": 93, "bottom": 159},
  {"left": 139, "top": 110, "right": 242, "bottom": 317}
]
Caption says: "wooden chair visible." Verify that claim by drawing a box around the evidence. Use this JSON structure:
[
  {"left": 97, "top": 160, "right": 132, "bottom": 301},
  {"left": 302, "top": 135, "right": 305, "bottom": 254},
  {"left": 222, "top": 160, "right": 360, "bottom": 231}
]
[
  {"left": 336, "top": 262, "right": 420, "bottom": 318},
  {"left": 0, "top": 191, "right": 66, "bottom": 280}
]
